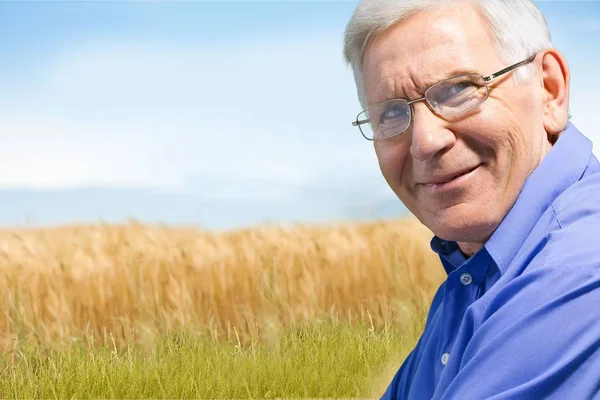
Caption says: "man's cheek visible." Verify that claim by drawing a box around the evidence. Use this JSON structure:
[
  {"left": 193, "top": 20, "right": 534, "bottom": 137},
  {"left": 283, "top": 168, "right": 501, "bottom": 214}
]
[{"left": 378, "top": 154, "right": 402, "bottom": 184}]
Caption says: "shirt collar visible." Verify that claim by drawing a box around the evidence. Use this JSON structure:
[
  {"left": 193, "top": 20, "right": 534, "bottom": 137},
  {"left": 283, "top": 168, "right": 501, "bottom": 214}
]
[
  {"left": 430, "top": 235, "right": 493, "bottom": 287},
  {"left": 430, "top": 236, "right": 464, "bottom": 274},
  {"left": 431, "top": 122, "right": 593, "bottom": 275}
]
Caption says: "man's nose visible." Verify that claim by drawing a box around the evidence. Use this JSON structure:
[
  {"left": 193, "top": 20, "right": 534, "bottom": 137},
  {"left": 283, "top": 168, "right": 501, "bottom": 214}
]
[{"left": 409, "top": 102, "right": 456, "bottom": 161}]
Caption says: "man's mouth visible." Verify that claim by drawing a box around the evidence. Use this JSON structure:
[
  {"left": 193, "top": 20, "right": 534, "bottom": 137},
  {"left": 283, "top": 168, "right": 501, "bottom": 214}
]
[{"left": 420, "top": 165, "right": 481, "bottom": 191}]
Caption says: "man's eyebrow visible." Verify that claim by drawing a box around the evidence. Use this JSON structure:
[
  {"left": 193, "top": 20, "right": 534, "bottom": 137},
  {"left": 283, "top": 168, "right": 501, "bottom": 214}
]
[
  {"left": 375, "top": 91, "right": 409, "bottom": 104},
  {"left": 420, "top": 67, "right": 481, "bottom": 88}
]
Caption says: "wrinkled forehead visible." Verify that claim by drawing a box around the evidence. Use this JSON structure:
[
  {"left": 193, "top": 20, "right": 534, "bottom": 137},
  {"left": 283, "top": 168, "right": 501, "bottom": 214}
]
[{"left": 361, "top": 5, "right": 499, "bottom": 106}]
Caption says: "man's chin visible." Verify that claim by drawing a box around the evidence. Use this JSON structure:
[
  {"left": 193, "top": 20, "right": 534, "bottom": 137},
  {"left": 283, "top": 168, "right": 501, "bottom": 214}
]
[{"left": 421, "top": 213, "right": 497, "bottom": 245}]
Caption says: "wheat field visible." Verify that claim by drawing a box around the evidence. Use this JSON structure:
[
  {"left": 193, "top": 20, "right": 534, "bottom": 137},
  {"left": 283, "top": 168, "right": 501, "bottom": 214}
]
[{"left": 0, "top": 217, "right": 444, "bottom": 397}]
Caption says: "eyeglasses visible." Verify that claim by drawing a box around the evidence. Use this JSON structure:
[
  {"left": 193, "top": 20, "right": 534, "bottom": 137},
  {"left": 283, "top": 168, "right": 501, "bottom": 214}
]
[{"left": 352, "top": 55, "right": 536, "bottom": 141}]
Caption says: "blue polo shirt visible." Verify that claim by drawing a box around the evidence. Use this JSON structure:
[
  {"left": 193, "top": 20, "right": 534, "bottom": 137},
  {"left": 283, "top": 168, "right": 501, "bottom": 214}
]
[{"left": 381, "top": 122, "right": 600, "bottom": 399}]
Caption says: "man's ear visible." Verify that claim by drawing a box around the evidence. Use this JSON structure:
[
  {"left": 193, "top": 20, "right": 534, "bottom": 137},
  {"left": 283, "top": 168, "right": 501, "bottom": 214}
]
[{"left": 538, "top": 49, "right": 570, "bottom": 140}]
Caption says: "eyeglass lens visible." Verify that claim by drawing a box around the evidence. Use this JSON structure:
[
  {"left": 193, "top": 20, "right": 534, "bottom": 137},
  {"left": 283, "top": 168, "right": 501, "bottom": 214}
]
[{"left": 358, "top": 73, "right": 487, "bottom": 140}]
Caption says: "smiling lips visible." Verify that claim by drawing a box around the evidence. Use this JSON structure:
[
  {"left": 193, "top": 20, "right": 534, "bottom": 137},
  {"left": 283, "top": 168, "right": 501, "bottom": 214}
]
[{"left": 420, "top": 165, "right": 481, "bottom": 190}]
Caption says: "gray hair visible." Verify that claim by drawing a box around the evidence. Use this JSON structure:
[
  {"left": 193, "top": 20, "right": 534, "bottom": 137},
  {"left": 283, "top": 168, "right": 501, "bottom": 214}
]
[{"left": 343, "top": 0, "right": 554, "bottom": 110}]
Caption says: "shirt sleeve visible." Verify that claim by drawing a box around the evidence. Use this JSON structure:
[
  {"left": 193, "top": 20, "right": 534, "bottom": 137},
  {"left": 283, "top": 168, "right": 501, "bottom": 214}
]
[{"left": 437, "top": 266, "right": 600, "bottom": 399}]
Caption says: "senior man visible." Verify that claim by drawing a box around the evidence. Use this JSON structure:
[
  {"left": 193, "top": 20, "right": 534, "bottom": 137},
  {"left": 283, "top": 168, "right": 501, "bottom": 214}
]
[{"left": 343, "top": 0, "right": 600, "bottom": 398}]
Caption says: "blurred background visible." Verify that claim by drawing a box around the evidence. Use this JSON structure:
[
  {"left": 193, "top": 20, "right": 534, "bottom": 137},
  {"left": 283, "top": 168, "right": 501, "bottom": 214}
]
[{"left": 0, "top": 1, "right": 598, "bottom": 230}]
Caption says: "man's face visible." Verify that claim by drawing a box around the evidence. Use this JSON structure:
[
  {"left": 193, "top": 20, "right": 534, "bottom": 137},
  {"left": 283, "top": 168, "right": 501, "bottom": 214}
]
[{"left": 362, "top": 4, "right": 551, "bottom": 248}]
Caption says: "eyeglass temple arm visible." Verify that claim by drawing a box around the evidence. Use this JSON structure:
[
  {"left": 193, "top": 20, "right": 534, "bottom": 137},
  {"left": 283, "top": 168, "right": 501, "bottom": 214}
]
[
  {"left": 352, "top": 118, "right": 369, "bottom": 127},
  {"left": 483, "top": 55, "right": 536, "bottom": 82}
]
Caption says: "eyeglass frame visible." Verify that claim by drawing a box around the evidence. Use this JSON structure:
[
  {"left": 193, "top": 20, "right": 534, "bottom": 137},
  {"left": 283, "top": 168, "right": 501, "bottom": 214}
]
[{"left": 352, "top": 54, "right": 537, "bottom": 141}]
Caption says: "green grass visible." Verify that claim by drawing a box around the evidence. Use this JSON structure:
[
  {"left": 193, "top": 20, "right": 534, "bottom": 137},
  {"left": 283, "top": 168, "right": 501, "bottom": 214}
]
[{"left": 0, "top": 315, "right": 426, "bottom": 399}]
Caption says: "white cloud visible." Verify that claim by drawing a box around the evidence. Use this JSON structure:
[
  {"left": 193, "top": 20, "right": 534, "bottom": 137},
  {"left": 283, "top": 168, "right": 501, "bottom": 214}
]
[
  {"left": 0, "top": 114, "right": 174, "bottom": 188},
  {"left": 0, "top": 35, "right": 387, "bottom": 196}
]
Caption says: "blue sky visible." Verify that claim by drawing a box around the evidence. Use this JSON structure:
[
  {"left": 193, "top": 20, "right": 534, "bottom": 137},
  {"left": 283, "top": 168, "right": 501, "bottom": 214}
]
[{"left": 0, "top": 1, "right": 599, "bottom": 229}]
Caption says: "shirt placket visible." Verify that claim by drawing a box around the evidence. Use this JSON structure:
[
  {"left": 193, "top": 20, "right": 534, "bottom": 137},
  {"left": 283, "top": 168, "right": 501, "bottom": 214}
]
[{"left": 435, "top": 267, "right": 483, "bottom": 382}]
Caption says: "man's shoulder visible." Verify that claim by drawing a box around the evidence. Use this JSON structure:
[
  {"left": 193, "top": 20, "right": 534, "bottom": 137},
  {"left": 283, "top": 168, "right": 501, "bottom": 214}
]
[
  {"left": 543, "top": 167, "right": 600, "bottom": 270},
  {"left": 552, "top": 157, "right": 600, "bottom": 227}
]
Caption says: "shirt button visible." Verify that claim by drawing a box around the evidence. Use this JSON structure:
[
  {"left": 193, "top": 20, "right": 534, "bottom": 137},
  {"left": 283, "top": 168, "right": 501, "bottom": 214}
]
[
  {"left": 441, "top": 353, "right": 450, "bottom": 366},
  {"left": 460, "top": 273, "right": 473, "bottom": 285}
]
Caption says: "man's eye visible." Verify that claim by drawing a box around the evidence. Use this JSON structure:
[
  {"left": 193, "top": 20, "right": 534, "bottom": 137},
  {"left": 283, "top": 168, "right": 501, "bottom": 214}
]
[
  {"left": 433, "top": 82, "right": 475, "bottom": 104},
  {"left": 381, "top": 105, "right": 408, "bottom": 123}
]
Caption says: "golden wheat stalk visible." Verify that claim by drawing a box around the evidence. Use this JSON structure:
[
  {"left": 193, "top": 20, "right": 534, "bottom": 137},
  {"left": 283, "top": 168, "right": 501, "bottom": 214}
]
[{"left": 0, "top": 217, "right": 443, "bottom": 352}]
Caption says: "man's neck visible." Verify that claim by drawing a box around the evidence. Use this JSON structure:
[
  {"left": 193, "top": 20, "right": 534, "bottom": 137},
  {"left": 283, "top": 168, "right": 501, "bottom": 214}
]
[{"left": 457, "top": 241, "right": 483, "bottom": 258}]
